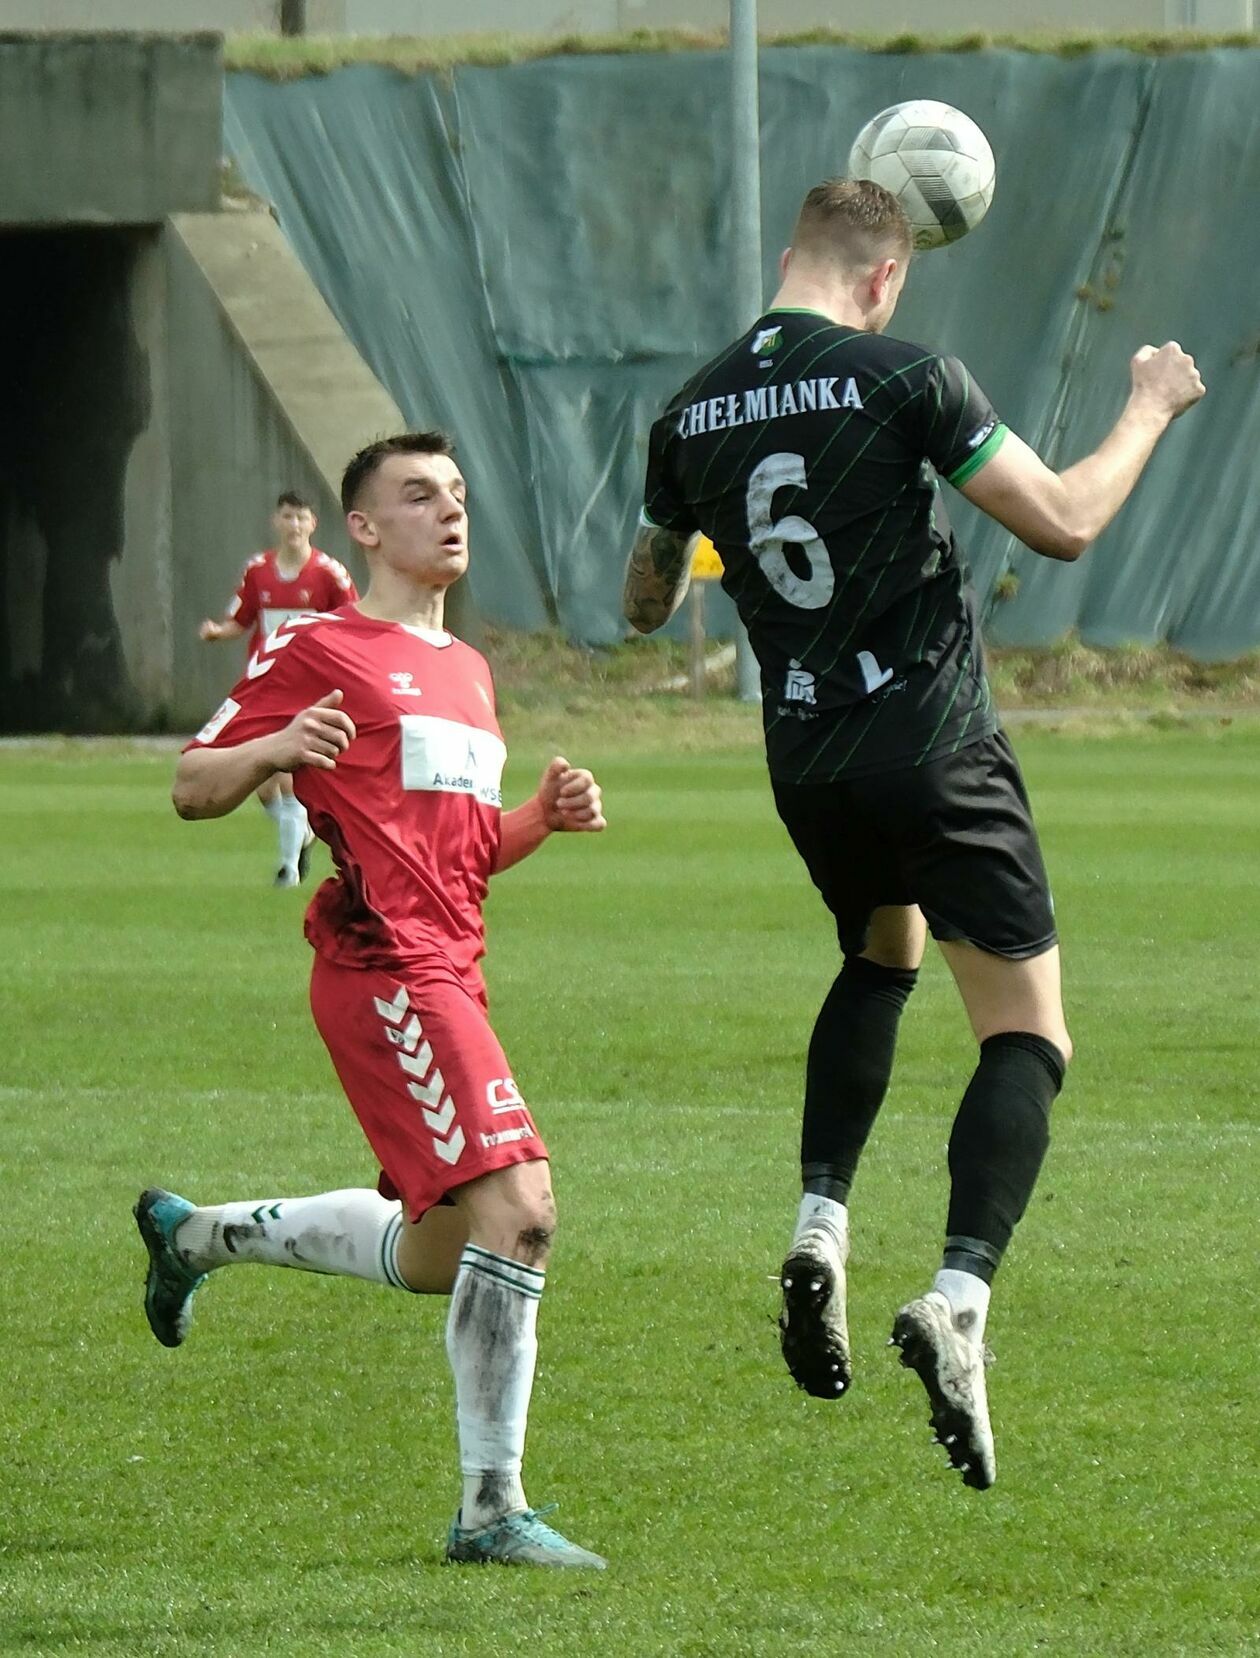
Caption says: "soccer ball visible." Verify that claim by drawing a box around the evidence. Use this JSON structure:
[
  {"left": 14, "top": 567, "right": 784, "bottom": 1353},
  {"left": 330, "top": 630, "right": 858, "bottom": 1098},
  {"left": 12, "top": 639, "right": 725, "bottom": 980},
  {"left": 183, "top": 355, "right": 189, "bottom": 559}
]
[{"left": 848, "top": 100, "right": 995, "bottom": 251}]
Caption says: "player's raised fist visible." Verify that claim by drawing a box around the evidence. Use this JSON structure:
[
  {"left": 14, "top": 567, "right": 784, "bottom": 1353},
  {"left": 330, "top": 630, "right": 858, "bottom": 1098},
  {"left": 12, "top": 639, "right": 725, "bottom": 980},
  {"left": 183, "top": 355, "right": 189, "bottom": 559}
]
[
  {"left": 1130, "top": 341, "right": 1205, "bottom": 420},
  {"left": 538, "top": 755, "right": 606, "bottom": 834},
  {"left": 270, "top": 689, "right": 357, "bottom": 773},
  {"left": 198, "top": 618, "right": 222, "bottom": 641}
]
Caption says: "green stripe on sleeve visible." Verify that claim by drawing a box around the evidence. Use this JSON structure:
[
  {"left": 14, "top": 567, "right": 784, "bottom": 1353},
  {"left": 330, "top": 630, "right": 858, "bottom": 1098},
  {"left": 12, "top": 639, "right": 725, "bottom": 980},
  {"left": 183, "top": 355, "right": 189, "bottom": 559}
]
[{"left": 946, "top": 423, "right": 1008, "bottom": 488}]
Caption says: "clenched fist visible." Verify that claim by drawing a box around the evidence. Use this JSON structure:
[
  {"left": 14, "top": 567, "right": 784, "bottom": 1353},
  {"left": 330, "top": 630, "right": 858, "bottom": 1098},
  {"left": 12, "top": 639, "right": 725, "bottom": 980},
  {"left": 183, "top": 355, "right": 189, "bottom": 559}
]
[
  {"left": 267, "top": 690, "right": 357, "bottom": 773},
  {"left": 1130, "top": 342, "right": 1205, "bottom": 422},
  {"left": 537, "top": 756, "right": 606, "bottom": 833}
]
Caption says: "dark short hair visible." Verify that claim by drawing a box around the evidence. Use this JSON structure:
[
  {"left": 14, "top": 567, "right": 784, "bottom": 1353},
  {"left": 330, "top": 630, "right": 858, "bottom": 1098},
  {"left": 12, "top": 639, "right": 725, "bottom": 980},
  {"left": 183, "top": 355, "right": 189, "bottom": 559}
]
[
  {"left": 340, "top": 431, "right": 457, "bottom": 513},
  {"left": 275, "top": 490, "right": 313, "bottom": 511},
  {"left": 793, "top": 177, "right": 913, "bottom": 268}
]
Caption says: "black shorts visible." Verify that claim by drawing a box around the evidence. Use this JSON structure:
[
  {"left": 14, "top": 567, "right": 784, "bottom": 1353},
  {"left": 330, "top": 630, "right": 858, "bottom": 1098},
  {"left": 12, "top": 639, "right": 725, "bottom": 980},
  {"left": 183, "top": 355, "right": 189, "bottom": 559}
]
[{"left": 771, "top": 729, "right": 1057, "bottom": 961}]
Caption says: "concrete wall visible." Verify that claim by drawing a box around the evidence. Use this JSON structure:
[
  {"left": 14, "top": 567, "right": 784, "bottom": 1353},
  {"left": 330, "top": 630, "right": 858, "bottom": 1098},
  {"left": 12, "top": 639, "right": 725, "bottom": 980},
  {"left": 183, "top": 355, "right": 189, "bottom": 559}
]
[
  {"left": 164, "top": 210, "right": 424, "bottom": 728},
  {"left": 3, "top": 0, "right": 1256, "bottom": 32},
  {"left": 0, "top": 34, "right": 221, "bottom": 224}
]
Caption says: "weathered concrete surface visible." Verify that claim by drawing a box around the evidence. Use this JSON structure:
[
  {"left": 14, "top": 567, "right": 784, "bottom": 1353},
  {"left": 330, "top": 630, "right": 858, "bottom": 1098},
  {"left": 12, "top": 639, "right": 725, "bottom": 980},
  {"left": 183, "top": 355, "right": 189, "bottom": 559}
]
[
  {"left": 0, "top": 33, "right": 220, "bottom": 226},
  {"left": 166, "top": 209, "right": 477, "bottom": 728},
  {"left": 166, "top": 211, "right": 382, "bottom": 725}
]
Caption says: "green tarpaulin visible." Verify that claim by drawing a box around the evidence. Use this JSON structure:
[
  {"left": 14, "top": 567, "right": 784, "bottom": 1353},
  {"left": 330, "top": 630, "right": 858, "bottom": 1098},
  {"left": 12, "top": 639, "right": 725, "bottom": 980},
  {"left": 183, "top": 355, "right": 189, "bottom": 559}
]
[{"left": 225, "top": 47, "right": 1260, "bottom": 655}]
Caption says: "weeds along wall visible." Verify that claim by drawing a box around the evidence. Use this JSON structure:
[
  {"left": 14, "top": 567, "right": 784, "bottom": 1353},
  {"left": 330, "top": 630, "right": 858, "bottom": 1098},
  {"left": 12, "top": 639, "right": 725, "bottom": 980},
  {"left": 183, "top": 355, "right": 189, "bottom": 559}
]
[{"left": 225, "top": 46, "right": 1260, "bottom": 656}]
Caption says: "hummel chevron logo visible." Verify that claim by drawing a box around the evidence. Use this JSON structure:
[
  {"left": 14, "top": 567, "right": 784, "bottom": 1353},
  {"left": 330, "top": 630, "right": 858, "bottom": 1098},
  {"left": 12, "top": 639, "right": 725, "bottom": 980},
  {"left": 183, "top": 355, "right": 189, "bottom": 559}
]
[
  {"left": 406, "top": 1070, "right": 446, "bottom": 1109},
  {"left": 433, "top": 1127, "right": 466, "bottom": 1166},
  {"left": 385, "top": 1014, "right": 423, "bottom": 1053},
  {"left": 246, "top": 628, "right": 299, "bottom": 679},
  {"left": 370, "top": 985, "right": 465, "bottom": 1167},
  {"left": 421, "top": 1097, "right": 457, "bottom": 1137},
  {"left": 373, "top": 986, "right": 408, "bottom": 1024},
  {"left": 397, "top": 1043, "right": 435, "bottom": 1081},
  {"left": 251, "top": 1202, "right": 282, "bottom": 1224}
]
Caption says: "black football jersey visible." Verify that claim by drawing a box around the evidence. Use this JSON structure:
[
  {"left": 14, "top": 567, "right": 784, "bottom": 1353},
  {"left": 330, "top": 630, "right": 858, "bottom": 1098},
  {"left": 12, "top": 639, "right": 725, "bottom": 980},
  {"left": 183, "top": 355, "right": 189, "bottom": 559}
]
[{"left": 641, "top": 308, "right": 1008, "bottom": 782}]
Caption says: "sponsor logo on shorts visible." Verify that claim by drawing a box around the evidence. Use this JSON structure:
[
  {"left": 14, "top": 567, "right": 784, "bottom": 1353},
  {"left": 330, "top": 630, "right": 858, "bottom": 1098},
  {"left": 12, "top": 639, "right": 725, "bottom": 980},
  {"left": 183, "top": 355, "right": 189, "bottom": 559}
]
[
  {"left": 784, "top": 660, "right": 817, "bottom": 705},
  {"left": 480, "top": 1125, "right": 536, "bottom": 1150},
  {"left": 486, "top": 1077, "right": 526, "bottom": 1115},
  {"left": 372, "top": 983, "right": 465, "bottom": 1167}
]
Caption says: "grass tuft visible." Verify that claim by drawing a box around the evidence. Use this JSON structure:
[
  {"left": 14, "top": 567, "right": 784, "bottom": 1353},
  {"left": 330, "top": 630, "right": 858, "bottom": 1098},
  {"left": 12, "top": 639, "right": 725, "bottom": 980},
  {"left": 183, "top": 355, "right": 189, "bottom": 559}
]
[{"left": 225, "top": 28, "right": 1260, "bottom": 78}]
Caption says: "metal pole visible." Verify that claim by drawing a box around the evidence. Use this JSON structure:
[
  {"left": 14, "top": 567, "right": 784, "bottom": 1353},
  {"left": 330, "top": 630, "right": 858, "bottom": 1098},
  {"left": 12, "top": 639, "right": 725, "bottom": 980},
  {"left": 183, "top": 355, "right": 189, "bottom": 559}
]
[
  {"left": 730, "top": 0, "right": 762, "bottom": 703},
  {"left": 689, "top": 583, "right": 707, "bottom": 700}
]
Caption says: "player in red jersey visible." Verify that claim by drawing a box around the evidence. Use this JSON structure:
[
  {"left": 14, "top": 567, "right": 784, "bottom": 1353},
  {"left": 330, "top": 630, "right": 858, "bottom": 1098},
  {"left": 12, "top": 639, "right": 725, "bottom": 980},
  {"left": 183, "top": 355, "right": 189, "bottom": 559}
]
[
  {"left": 135, "top": 434, "right": 608, "bottom": 1569},
  {"left": 199, "top": 492, "right": 358, "bottom": 888}
]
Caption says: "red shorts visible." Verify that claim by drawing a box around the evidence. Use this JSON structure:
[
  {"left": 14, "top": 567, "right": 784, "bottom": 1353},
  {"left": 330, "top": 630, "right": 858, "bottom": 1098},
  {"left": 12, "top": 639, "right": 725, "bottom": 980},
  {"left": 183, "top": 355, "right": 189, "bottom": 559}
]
[{"left": 309, "top": 954, "right": 547, "bottom": 1221}]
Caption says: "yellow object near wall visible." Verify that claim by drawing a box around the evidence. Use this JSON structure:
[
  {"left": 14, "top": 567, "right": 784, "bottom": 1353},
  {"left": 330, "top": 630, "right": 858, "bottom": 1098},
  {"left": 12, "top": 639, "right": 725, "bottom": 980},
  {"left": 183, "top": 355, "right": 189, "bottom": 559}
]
[{"left": 690, "top": 534, "right": 724, "bottom": 581}]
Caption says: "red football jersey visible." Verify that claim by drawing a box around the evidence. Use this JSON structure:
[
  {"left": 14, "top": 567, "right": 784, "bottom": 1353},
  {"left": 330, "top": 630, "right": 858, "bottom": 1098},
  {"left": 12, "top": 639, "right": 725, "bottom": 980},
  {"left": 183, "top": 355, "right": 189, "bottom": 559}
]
[
  {"left": 226, "top": 548, "right": 357, "bottom": 655},
  {"left": 189, "top": 607, "right": 505, "bottom": 986}
]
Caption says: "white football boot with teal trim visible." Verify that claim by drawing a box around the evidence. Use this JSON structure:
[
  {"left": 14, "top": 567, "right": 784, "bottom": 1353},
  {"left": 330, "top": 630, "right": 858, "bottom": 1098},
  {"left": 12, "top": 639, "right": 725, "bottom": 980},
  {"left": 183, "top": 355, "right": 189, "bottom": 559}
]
[{"left": 445, "top": 1506, "right": 606, "bottom": 1569}]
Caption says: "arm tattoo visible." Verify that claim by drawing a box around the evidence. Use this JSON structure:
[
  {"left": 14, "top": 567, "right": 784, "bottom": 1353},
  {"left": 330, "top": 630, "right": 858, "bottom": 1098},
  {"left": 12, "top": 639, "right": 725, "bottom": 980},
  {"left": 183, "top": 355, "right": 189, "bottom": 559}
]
[{"left": 622, "top": 524, "right": 693, "bottom": 633}]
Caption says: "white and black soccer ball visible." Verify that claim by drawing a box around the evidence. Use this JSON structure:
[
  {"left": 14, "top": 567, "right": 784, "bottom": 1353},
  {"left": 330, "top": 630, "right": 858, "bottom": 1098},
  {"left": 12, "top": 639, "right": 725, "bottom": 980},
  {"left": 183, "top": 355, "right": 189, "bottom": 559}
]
[{"left": 848, "top": 99, "right": 995, "bottom": 251}]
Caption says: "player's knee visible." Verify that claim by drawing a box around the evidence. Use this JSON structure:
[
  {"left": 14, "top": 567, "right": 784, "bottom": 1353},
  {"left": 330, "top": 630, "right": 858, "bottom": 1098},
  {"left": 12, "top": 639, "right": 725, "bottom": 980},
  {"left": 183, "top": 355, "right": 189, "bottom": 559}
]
[
  {"left": 510, "top": 1185, "right": 557, "bottom": 1266},
  {"left": 840, "top": 953, "right": 919, "bottom": 1009}
]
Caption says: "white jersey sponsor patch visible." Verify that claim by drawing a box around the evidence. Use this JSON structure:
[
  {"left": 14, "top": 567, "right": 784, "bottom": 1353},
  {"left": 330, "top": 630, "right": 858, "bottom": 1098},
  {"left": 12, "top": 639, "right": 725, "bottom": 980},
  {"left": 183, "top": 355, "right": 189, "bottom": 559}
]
[
  {"left": 399, "top": 714, "right": 505, "bottom": 807},
  {"left": 195, "top": 697, "right": 240, "bottom": 744},
  {"left": 261, "top": 606, "right": 308, "bottom": 638}
]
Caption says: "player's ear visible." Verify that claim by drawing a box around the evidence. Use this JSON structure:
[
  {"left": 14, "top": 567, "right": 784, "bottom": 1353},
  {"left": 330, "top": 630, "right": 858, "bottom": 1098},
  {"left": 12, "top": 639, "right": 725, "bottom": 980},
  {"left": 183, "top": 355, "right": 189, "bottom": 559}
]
[
  {"left": 345, "top": 509, "right": 378, "bottom": 551},
  {"left": 870, "top": 257, "right": 898, "bottom": 302},
  {"left": 779, "top": 246, "right": 793, "bottom": 278}
]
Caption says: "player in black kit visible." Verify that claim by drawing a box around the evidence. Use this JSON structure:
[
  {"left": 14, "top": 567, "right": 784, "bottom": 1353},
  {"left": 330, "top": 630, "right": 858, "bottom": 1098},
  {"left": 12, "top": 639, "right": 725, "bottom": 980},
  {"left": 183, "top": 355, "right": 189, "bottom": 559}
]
[{"left": 623, "top": 178, "right": 1204, "bottom": 1488}]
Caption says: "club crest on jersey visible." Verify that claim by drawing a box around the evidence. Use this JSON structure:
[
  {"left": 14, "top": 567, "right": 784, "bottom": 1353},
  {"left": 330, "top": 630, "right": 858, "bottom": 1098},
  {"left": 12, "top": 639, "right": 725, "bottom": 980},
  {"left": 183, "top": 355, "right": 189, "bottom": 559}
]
[
  {"left": 751, "top": 325, "right": 782, "bottom": 357},
  {"left": 389, "top": 671, "right": 423, "bottom": 698},
  {"left": 784, "top": 660, "right": 817, "bottom": 705}
]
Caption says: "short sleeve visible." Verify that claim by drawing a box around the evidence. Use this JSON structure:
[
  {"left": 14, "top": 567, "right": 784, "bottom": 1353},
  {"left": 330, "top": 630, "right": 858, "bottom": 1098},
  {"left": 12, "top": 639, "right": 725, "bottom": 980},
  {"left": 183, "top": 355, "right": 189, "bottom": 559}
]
[
  {"left": 640, "top": 408, "right": 699, "bottom": 536},
  {"left": 228, "top": 561, "right": 260, "bottom": 629},
  {"left": 922, "top": 356, "right": 1008, "bottom": 488},
  {"left": 315, "top": 553, "right": 358, "bottom": 607},
  {"left": 185, "top": 621, "right": 328, "bottom": 753}
]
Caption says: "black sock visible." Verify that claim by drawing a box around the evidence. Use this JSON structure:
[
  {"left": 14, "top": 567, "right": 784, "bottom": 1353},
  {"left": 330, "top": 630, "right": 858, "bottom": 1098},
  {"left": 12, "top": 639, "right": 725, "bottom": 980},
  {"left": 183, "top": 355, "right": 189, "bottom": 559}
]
[
  {"left": 943, "top": 1031, "right": 1066, "bottom": 1284},
  {"left": 801, "top": 955, "right": 918, "bottom": 1204}
]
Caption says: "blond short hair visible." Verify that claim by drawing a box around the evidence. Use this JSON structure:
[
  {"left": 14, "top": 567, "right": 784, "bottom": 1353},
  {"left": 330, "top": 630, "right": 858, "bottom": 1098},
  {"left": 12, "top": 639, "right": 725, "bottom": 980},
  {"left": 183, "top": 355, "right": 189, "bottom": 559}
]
[{"left": 791, "top": 178, "right": 913, "bottom": 269}]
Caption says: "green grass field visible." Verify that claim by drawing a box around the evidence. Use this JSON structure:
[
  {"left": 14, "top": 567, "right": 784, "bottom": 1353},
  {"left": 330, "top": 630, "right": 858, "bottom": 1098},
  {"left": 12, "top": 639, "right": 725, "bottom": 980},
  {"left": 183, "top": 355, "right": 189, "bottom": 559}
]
[{"left": 1, "top": 723, "right": 1256, "bottom": 1656}]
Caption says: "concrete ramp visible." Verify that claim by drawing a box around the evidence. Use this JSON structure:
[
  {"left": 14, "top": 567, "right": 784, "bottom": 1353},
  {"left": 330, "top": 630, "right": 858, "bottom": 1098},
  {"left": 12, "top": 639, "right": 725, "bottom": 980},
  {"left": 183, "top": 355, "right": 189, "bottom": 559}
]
[{"left": 169, "top": 211, "right": 403, "bottom": 504}]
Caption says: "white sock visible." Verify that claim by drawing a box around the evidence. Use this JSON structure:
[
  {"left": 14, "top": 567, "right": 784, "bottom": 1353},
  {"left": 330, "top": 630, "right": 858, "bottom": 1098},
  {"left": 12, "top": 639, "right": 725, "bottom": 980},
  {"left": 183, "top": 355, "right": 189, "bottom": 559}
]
[
  {"left": 275, "top": 792, "right": 310, "bottom": 875},
  {"left": 173, "top": 1189, "right": 411, "bottom": 1288},
  {"left": 792, "top": 1193, "right": 849, "bottom": 1252},
  {"left": 932, "top": 1267, "right": 991, "bottom": 1343},
  {"left": 445, "top": 1244, "right": 544, "bottom": 1530}
]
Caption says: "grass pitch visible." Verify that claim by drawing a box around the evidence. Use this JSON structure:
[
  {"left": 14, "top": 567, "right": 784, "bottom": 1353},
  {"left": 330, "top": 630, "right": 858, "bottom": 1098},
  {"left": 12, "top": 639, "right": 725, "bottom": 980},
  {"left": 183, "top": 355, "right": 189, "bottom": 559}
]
[{"left": 1, "top": 722, "right": 1256, "bottom": 1655}]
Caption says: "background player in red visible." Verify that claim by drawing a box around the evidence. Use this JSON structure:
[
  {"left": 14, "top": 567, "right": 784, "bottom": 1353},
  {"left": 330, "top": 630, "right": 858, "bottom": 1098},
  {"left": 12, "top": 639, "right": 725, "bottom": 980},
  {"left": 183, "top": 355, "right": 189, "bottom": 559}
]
[
  {"left": 199, "top": 491, "right": 358, "bottom": 887},
  {"left": 135, "top": 434, "right": 608, "bottom": 1569}
]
